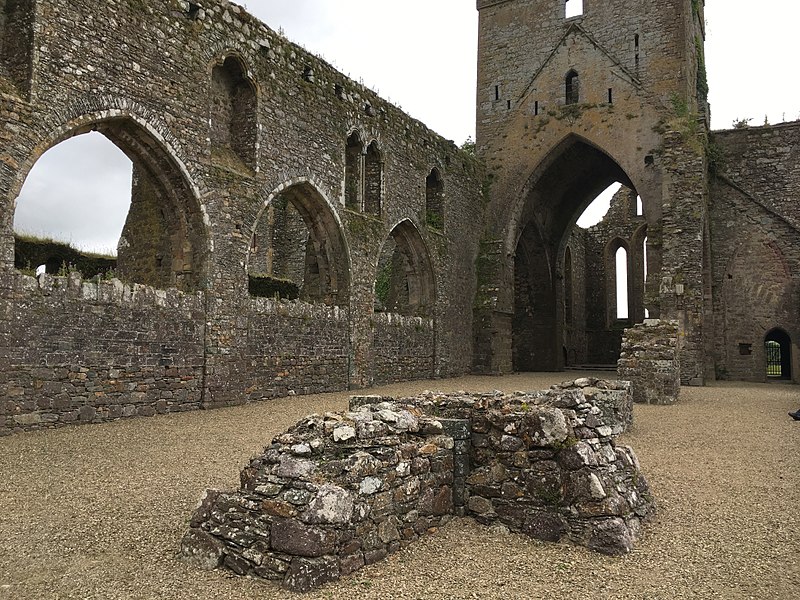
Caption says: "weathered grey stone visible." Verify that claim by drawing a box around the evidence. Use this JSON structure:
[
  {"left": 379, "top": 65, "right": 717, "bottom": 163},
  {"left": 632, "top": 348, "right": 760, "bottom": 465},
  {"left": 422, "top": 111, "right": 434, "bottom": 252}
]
[
  {"left": 303, "top": 484, "right": 354, "bottom": 524},
  {"left": 332, "top": 425, "right": 356, "bottom": 442},
  {"left": 283, "top": 556, "right": 340, "bottom": 592},
  {"left": 587, "top": 518, "right": 635, "bottom": 556},
  {"left": 275, "top": 455, "right": 316, "bottom": 479},
  {"left": 270, "top": 520, "right": 335, "bottom": 558},
  {"left": 178, "top": 529, "right": 226, "bottom": 571}
]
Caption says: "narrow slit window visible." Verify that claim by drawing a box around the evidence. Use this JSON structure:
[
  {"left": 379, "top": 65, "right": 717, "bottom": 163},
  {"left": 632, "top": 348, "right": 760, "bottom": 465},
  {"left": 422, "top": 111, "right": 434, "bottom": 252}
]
[
  {"left": 534, "top": 101, "right": 539, "bottom": 116},
  {"left": 616, "top": 246, "right": 629, "bottom": 320},
  {"left": 565, "top": 70, "right": 580, "bottom": 105},
  {"left": 635, "top": 34, "right": 640, "bottom": 71},
  {"left": 643, "top": 235, "right": 650, "bottom": 318},
  {"left": 494, "top": 85, "right": 500, "bottom": 101},
  {"left": 565, "top": 0, "right": 584, "bottom": 19},
  {"left": 608, "top": 88, "right": 613, "bottom": 104}
]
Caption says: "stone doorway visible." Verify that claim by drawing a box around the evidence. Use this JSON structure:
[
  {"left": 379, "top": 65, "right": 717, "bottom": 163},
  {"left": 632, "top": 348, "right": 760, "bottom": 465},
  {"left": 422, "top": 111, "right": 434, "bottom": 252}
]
[{"left": 765, "top": 329, "right": 792, "bottom": 381}]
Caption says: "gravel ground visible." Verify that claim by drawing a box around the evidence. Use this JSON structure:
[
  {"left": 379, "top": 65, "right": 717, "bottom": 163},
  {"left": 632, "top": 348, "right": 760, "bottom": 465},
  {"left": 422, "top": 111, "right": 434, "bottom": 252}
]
[{"left": 0, "top": 373, "right": 798, "bottom": 600}]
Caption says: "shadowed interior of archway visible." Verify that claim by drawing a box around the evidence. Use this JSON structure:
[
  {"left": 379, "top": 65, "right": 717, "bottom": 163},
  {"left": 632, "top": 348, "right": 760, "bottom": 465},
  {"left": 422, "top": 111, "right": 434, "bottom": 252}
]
[
  {"left": 248, "top": 182, "right": 350, "bottom": 306},
  {"left": 513, "top": 137, "right": 651, "bottom": 372}
]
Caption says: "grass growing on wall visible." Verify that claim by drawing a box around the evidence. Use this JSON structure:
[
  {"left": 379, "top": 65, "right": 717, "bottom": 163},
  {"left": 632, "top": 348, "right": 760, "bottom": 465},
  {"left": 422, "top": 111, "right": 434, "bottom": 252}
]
[{"left": 14, "top": 234, "right": 117, "bottom": 278}]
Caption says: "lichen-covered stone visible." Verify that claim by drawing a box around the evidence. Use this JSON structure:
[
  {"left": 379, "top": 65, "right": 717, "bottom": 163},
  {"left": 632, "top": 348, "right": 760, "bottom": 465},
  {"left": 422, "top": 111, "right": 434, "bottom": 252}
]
[{"left": 618, "top": 320, "right": 681, "bottom": 405}]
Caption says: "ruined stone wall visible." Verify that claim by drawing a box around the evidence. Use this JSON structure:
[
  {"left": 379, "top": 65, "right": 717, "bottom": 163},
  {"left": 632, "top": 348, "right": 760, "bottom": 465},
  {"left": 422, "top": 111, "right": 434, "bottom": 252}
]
[
  {"left": 474, "top": 0, "right": 709, "bottom": 377},
  {"left": 0, "top": 0, "right": 486, "bottom": 430},
  {"left": 580, "top": 187, "right": 648, "bottom": 364},
  {"left": 707, "top": 123, "right": 800, "bottom": 382},
  {"left": 0, "top": 270, "right": 205, "bottom": 435},
  {"left": 181, "top": 401, "right": 457, "bottom": 592},
  {"left": 180, "top": 382, "right": 653, "bottom": 591},
  {"left": 371, "top": 314, "right": 435, "bottom": 386},
  {"left": 244, "top": 299, "right": 350, "bottom": 401},
  {"left": 618, "top": 319, "right": 680, "bottom": 404}
]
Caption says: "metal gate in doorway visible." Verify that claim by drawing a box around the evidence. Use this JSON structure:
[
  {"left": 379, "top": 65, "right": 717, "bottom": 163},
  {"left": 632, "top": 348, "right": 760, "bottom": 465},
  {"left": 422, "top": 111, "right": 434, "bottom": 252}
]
[{"left": 766, "top": 340, "right": 783, "bottom": 377}]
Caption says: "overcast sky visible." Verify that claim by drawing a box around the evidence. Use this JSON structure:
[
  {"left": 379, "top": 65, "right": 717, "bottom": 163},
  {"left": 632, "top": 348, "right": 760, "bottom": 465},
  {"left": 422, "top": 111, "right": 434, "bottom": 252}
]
[{"left": 13, "top": 0, "right": 800, "bottom": 254}]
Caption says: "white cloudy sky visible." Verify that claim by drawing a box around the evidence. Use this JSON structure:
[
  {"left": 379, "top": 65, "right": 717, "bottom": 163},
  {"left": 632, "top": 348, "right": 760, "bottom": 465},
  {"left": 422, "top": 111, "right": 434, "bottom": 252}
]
[{"left": 13, "top": 0, "right": 800, "bottom": 253}]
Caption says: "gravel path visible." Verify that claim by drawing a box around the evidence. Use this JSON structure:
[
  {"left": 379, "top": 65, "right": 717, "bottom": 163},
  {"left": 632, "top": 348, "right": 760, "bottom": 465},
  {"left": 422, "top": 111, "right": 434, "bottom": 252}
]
[{"left": 0, "top": 373, "right": 798, "bottom": 599}]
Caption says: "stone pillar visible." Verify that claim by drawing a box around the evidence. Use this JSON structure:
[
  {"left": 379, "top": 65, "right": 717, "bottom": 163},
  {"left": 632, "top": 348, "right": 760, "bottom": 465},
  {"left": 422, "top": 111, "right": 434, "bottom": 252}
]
[
  {"left": 617, "top": 319, "right": 681, "bottom": 405},
  {"left": 658, "top": 131, "right": 709, "bottom": 386}
]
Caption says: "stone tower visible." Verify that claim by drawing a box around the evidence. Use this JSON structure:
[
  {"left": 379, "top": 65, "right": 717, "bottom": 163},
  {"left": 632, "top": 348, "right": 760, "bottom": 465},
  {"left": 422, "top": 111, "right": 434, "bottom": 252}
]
[{"left": 473, "top": 0, "right": 711, "bottom": 384}]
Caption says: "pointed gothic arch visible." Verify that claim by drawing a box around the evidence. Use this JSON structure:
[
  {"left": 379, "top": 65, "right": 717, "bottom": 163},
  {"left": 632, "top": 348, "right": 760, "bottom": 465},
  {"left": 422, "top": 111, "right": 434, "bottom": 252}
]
[
  {"left": 248, "top": 179, "right": 350, "bottom": 306},
  {"left": 374, "top": 219, "right": 435, "bottom": 317},
  {"left": 9, "top": 112, "right": 210, "bottom": 291}
]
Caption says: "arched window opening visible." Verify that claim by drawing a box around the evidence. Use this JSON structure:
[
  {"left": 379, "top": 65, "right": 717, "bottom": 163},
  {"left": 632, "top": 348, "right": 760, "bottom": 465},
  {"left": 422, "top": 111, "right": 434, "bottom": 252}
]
[
  {"left": 565, "top": 70, "right": 580, "bottom": 105},
  {"left": 616, "top": 246, "right": 629, "bottom": 320},
  {"left": 345, "top": 132, "right": 363, "bottom": 210},
  {"left": 765, "top": 329, "right": 792, "bottom": 380},
  {"left": 13, "top": 123, "right": 206, "bottom": 291},
  {"left": 14, "top": 132, "right": 130, "bottom": 275},
  {"left": 374, "top": 221, "right": 434, "bottom": 317},
  {"left": 643, "top": 235, "right": 650, "bottom": 318},
  {"left": 636, "top": 195, "right": 643, "bottom": 216},
  {"left": 565, "top": 0, "right": 584, "bottom": 19},
  {"left": 364, "top": 141, "right": 382, "bottom": 217},
  {"left": 564, "top": 246, "right": 573, "bottom": 326},
  {"left": 248, "top": 183, "right": 349, "bottom": 306},
  {"left": 425, "top": 168, "right": 444, "bottom": 230},
  {"left": 210, "top": 56, "right": 257, "bottom": 170}
]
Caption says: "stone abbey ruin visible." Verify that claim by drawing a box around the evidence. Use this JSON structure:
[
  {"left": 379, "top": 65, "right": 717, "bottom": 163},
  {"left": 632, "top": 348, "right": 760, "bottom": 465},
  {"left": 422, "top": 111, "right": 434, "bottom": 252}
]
[
  {"left": 2, "top": 0, "right": 797, "bottom": 591},
  {"left": 1, "top": 1, "right": 798, "bottom": 430}
]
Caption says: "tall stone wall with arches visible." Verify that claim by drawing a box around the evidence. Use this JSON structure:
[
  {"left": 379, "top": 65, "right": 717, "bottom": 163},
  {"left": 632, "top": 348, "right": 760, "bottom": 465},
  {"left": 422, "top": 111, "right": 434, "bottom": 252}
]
[{"left": 0, "top": 0, "right": 485, "bottom": 434}]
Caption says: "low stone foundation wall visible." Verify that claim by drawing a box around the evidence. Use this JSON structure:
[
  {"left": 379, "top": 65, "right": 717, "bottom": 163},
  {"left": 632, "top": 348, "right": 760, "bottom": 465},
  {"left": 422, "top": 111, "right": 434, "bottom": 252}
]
[
  {"left": 618, "top": 319, "right": 681, "bottom": 405},
  {"left": 180, "top": 381, "right": 654, "bottom": 591},
  {"left": 180, "top": 403, "right": 455, "bottom": 591},
  {"left": 0, "top": 271, "right": 205, "bottom": 435}
]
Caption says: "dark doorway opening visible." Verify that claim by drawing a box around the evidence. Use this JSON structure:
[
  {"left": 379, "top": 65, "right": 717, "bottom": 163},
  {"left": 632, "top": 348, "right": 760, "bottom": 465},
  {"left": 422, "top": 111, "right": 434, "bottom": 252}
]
[{"left": 765, "top": 329, "right": 791, "bottom": 380}]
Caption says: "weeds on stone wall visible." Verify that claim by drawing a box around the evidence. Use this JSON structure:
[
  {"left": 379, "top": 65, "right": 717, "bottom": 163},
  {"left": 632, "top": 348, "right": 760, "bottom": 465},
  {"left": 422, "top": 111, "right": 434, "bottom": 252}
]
[
  {"left": 374, "top": 261, "right": 392, "bottom": 306},
  {"left": 425, "top": 209, "right": 443, "bottom": 230},
  {"left": 695, "top": 36, "right": 709, "bottom": 104},
  {"left": 14, "top": 235, "right": 117, "bottom": 279}
]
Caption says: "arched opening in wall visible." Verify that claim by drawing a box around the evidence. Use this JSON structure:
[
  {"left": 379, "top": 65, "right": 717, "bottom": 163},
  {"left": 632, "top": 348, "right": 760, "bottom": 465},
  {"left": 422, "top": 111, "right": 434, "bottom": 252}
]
[
  {"left": 364, "top": 141, "right": 383, "bottom": 217},
  {"left": 614, "top": 244, "right": 630, "bottom": 320},
  {"left": 210, "top": 55, "right": 257, "bottom": 171},
  {"left": 630, "top": 223, "right": 648, "bottom": 323},
  {"left": 248, "top": 182, "right": 349, "bottom": 306},
  {"left": 374, "top": 220, "right": 434, "bottom": 317},
  {"left": 512, "top": 135, "right": 653, "bottom": 371},
  {"left": 345, "top": 132, "right": 363, "bottom": 211},
  {"left": 643, "top": 234, "right": 650, "bottom": 318},
  {"left": 13, "top": 119, "right": 207, "bottom": 291},
  {"left": 425, "top": 168, "right": 444, "bottom": 230},
  {"left": 565, "top": 70, "right": 580, "bottom": 105},
  {"left": 564, "top": 246, "right": 573, "bottom": 327},
  {"left": 0, "top": 0, "right": 34, "bottom": 95},
  {"left": 765, "top": 329, "right": 792, "bottom": 381}
]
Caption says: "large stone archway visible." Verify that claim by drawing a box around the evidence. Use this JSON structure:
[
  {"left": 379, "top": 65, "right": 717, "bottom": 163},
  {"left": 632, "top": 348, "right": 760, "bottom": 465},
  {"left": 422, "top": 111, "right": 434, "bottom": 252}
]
[{"left": 6, "top": 111, "right": 210, "bottom": 291}]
